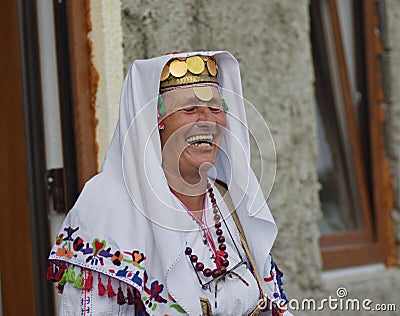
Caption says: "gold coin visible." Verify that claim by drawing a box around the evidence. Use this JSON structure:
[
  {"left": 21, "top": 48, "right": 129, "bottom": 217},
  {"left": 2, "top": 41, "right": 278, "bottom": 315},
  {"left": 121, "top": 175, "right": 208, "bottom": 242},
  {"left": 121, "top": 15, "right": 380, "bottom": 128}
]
[
  {"left": 207, "top": 58, "right": 217, "bottom": 76},
  {"left": 187, "top": 56, "right": 205, "bottom": 74},
  {"left": 193, "top": 86, "right": 213, "bottom": 102},
  {"left": 160, "top": 65, "right": 170, "bottom": 81},
  {"left": 169, "top": 60, "right": 187, "bottom": 77},
  {"left": 200, "top": 67, "right": 209, "bottom": 75}
]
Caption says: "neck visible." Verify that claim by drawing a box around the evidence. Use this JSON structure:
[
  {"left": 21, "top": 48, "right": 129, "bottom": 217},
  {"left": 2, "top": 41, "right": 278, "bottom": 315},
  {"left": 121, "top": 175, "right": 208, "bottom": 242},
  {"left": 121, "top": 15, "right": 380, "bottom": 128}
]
[
  {"left": 164, "top": 170, "right": 209, "bottom": 220},
  {"left": 163, "top": 167, "right": 209, "bottom": 194},
  {"left": 171, "top": 188, "right": 205, "bottom": 220}
]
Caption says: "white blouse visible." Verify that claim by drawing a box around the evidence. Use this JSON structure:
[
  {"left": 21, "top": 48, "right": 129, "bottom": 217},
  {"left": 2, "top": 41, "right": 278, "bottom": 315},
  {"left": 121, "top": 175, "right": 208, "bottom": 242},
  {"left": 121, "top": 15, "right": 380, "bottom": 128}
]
[{"left": 57, "top": 191, "right": 293, "bottom": 315}]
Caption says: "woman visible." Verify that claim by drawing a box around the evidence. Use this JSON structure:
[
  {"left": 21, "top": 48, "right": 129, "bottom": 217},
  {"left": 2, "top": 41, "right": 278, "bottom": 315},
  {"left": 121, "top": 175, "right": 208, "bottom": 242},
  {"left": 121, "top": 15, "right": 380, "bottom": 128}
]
[{"left": 47, "top": 51, "right": 292, "bottom": 315}]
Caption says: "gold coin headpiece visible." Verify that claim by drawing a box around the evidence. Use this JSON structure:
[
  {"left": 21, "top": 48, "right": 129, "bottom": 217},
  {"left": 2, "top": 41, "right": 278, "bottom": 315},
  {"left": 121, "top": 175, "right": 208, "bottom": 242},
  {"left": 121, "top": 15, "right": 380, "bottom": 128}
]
[{"left": 160, "top": 55, "right": 218, "bottom": 89}]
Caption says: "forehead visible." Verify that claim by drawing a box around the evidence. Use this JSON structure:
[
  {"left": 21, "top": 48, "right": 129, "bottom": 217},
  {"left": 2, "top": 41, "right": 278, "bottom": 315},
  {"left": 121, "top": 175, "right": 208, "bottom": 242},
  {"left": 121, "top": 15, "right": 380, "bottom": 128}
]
[{"left": 161, "top": 85, "right": 222, "bottom": 108}]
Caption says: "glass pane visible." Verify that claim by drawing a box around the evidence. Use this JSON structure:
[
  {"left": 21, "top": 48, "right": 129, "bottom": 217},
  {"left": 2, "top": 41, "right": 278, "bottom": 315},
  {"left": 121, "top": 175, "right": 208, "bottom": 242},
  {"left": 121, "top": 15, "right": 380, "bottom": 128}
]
[
  {"left": 336, "top": 0, "right": 360, "bottom": 109},
  {"left": 317, "top": 106, "right": 360, "bottom": 232},
  {"left": 313, "top": 0, "right": 366, "bottom": 233}
]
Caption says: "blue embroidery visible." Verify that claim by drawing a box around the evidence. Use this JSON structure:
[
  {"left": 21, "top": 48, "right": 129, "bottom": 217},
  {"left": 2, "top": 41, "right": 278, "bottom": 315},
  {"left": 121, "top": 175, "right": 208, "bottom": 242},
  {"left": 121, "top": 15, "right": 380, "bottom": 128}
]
[{"left": 270, "top": 255, "right": 288, "bottom": 303}]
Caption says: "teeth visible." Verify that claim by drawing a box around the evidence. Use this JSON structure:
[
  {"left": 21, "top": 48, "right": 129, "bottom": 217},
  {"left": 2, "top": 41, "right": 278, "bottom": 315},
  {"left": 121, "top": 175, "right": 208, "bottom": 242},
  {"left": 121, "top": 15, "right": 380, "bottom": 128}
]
[
  {"left": 192, "top": 142, "right": 211, "bottom": 147},
  {"left": 186, "top": 134, "right": 214, "bottom": 144}
]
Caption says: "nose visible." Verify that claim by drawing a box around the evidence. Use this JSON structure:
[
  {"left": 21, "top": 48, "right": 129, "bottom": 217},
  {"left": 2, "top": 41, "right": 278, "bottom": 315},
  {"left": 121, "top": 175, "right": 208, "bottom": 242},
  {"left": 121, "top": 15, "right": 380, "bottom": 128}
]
[{"left": 197, "top": 106, "right": 216, "bottom": 123}]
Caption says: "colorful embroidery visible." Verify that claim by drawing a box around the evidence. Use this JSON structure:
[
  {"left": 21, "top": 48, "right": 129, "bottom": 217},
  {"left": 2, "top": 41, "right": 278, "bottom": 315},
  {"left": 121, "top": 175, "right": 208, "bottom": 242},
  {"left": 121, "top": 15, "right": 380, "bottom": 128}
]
[
  {"left": 270, "top": 256, "right": 288, "bottom": 303},
  {"left": 263, "top": 255, "right": 289, "bottom": 315},
  {"left": 48, "top": 225, "right": 184, "bottom": 315},
  {"left": 81, "top": 290, "right": 93, "bottom": 316},
  {"left": 121, "top": 250, "right": 146, "bottom": 268},
  {"left": 140, "top": 270, "right": 168, "bottom": 311},
  {"left": 167, "top": 292, "right": 186, "bottom": 313}
]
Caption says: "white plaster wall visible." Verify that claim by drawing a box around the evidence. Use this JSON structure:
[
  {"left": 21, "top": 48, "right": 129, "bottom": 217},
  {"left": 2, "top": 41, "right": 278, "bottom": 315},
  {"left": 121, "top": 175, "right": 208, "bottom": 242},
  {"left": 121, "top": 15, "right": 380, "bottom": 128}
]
[{"left": 88, "top": 0, "right": 124, "bottom": 168}]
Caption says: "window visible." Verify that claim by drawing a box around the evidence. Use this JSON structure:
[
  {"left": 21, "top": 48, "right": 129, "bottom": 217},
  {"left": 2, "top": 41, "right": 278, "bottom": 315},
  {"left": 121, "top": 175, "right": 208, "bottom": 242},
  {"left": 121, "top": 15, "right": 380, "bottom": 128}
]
[{"left": 310, "top": 0, "right": 396, "bottom": 269}]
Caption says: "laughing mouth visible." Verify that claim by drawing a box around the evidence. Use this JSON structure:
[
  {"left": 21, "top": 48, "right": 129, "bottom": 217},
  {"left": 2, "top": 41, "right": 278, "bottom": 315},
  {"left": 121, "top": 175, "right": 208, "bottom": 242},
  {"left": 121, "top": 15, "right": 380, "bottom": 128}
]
[{"left": 185, "top": 134, "right": 214, "bottom": 147}]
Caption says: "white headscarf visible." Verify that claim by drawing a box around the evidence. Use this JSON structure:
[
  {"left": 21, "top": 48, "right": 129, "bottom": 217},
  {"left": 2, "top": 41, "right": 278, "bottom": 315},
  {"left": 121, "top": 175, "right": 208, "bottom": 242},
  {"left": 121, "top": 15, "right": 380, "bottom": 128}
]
[{"left": 49, "top": 51, "right": 278, "bottom": 315}]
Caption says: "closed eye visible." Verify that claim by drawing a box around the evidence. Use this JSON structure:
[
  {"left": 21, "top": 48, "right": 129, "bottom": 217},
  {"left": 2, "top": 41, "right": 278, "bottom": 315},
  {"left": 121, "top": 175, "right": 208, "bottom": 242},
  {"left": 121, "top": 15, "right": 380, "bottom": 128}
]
[
  {"left": 181, "top": 106, "right": 197, "bottom": 113},
  {"left": 209, "top": 106, "right": 223, "bottom": 113},
  {"left": 180, "top": 105, "right": 223, "bottom": 113}
]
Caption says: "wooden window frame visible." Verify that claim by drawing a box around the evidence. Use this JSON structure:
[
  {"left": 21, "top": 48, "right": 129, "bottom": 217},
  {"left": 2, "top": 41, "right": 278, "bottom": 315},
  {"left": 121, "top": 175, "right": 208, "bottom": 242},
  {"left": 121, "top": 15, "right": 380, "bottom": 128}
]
[{"left": 311, "top": 0, "right": 396, "bottom": 270}]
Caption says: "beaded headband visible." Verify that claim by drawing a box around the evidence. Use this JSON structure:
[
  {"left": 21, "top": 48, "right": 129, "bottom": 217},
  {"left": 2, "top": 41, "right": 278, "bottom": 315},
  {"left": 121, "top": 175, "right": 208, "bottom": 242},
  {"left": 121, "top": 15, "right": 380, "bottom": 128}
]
[{"left": 160, "top": 55, "right": 218, "bottom": 90}]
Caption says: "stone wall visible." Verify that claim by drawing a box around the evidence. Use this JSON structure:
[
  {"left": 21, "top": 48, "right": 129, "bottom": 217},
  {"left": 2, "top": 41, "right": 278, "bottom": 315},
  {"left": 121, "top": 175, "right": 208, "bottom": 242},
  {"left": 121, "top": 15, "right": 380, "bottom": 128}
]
[
  {"left": 121, "top": 0, "right": 322, "bottom": 299},
  {"left": 383, "top": 0, "right": 400, "bottom": 259}
]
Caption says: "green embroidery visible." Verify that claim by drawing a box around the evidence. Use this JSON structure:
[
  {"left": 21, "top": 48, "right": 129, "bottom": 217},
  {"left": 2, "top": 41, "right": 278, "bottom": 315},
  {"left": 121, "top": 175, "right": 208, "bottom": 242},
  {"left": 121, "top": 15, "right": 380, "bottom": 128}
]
[
  {"left": 170, "top": 303, "right": 186, "bottom": 313},
  {"left": 66, "top": 267, "right": 75, "bottom": 282},
  {"left": 73, "top": 272, "right": 83, "bottom": 289}
]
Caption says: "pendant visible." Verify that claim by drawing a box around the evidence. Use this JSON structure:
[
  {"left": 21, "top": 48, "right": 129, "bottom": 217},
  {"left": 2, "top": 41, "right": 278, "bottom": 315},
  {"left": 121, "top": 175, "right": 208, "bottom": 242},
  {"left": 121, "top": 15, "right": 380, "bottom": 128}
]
[{"left": 202, "top": 234, "right": 208, "bottom": 245}]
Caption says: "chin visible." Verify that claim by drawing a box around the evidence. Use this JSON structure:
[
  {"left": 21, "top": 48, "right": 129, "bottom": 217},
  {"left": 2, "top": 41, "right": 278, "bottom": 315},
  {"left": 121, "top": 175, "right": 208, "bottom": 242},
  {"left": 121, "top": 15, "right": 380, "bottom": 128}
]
[
  {"left": 180, "top": 156, "right": 217, "bottom": 176},
  {"left": 192, "top": 152, "right": 217, "bottom": 167},
  {"left": 197, "top": 160, "right": 216, "bottom": 170},
  {"left": 196, "top": 155, "right": 219, "bottom": 171}
]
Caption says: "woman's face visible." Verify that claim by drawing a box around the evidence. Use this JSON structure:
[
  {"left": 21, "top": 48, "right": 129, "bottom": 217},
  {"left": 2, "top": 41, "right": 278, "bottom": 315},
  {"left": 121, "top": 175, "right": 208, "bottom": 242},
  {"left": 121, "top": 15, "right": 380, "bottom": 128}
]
[{"left": 160, "top": 86, "right": 227, "bottom": 183}]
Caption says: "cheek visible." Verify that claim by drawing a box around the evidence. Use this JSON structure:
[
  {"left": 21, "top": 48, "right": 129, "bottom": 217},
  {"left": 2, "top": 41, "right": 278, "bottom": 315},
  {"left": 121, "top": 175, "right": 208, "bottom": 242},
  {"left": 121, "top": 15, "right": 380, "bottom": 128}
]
[
  {"left": 217, "top": 113, "right": 227, "bottom": 130},
  {"left": 160, "top": 117, "right": 190, "bottom": 149}
]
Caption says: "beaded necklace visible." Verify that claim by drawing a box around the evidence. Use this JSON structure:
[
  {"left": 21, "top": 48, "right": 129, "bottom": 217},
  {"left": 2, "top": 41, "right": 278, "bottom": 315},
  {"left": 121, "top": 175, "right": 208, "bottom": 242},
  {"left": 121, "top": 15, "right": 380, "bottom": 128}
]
[
  {"left": 184, "top": 183, "right": 230, "bottom": 280},
  {"left": 173, "top": 182, "right": 250, "bottom": 308}
]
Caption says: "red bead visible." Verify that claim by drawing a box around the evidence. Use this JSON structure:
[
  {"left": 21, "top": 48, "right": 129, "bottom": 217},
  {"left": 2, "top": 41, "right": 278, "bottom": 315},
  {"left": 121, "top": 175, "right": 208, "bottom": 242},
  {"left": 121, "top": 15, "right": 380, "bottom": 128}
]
[
  {"left": 212, "top": 269, "right": 222, "bottom": 278},
  {"left": 219, "top": 243, "right": 226, "bottom": 251},
  {"left": 214, "top": 214, "right": 221, "bottom": 221},
  {"left": 211, "top": 198, "right": 216, "bottom": 203},
  {"left": 223, "top": 252, "right": 228, "bottom": 258},
  {"left": 215, "top": 221, "right": 221, "bottom": 228},
  {"left": 185, "top": 247, "right": 192, "bottom": 255},
  {"left": 190, "top": 255, "right": 198, "bottom": 262},
  {"left": 195, "top": 262, "right": 204, "bottom": 271},
  {"left": 216, "top": 229, "right": 223, "bottom": 236},
  {"left": 203, "top": 268, "right": 212, "bottom": 277},
  {"left": 221, "top": 259, "right": 229, "bottom": 267},
  {"left": 209, "top": 192, "right": 214, "bottom": 198},
  {"left": 217, "top": 236, "right": 225, "bottom": 243},
  {"left": 220, "top": 266, "right": 227, "bottom": 274}
]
